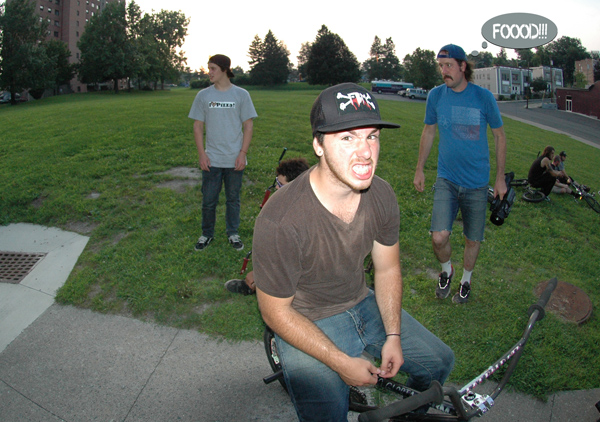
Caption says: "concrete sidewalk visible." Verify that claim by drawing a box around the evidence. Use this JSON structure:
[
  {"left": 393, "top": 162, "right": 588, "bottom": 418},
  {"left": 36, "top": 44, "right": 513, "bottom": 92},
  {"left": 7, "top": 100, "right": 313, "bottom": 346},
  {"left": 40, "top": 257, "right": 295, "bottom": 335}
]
[{"left": 1, "top": 223, "right": 598, "bottom": 421}]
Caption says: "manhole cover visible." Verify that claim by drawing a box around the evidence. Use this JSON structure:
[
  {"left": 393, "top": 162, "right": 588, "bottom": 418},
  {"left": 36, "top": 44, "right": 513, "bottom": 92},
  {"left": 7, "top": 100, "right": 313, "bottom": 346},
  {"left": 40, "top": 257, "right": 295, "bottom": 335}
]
[
  {"left": 0, "top": 251, "right": 47, "bottom": 284},
  {"left": 534, "top": 279, "right": 593, "bottom": 325}
]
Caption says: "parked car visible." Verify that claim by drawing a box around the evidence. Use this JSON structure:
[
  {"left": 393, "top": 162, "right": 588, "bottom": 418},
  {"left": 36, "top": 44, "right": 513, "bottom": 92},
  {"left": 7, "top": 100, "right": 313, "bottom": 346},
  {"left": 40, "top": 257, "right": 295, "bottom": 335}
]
[
  {"left": 405, "top": 88, "right": 428, "bottom": 100},
  {"left": 0, "top": 92, "right": 24, "bottom": 104}
]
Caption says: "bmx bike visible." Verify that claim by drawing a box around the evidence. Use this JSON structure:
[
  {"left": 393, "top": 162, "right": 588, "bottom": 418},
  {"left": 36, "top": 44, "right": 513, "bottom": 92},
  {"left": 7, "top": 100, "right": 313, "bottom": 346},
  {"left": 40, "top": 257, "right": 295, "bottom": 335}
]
[
  {"left": 263, "top": 278, "right": 559, "bottom": 421},
  {"left": 569, "top": 177, "right": 600, "bottom": 214},
  {"left": 487, "top": 177, "right": 546, "bottom": 204}
]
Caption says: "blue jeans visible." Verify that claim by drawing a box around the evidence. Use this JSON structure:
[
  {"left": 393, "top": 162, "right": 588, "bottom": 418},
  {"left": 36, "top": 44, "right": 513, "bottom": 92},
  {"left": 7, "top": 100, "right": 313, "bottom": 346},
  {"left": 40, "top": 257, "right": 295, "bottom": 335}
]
[
  {"left": 431, "top": 178, "right": 488, "bottom": 242},
  {"left": 275, "top": 292, "right": 455, "bottom": 421},
  {"left": 201, "top": 167, "right": 243, "bottom": 238}
]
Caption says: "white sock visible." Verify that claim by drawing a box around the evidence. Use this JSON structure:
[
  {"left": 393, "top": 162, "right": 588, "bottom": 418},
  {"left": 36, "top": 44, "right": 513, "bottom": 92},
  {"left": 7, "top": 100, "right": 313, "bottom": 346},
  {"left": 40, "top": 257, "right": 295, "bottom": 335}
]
[
  {"left": 461, "top": 270, "right": 472, "bottom": 284},
  {"left": 441, "top": 260, "right": 452, "bottom": 275}
]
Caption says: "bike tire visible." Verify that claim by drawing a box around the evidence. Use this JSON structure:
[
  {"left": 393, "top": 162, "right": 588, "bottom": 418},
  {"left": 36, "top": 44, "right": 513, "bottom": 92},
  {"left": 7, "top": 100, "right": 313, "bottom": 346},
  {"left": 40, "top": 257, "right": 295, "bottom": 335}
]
[
  {"left": 584, "top": 194, "right": 600, "bottom": 213},
  {"left": 522, "top": 189, "right": 545, "bottom": 203},
  {"left": 263, "top": 325, "right": 288, "bottom": 392},
  {"left": 510, "top": 178, "right": 529, "bottom": 187}
]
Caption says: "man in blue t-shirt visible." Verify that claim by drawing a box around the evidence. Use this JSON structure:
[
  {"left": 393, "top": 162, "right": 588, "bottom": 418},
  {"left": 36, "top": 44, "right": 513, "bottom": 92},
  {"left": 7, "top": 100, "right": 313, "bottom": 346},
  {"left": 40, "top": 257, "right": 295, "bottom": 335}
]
[{"left": 413, "top": 44, "right": 507, "bottom": 304}]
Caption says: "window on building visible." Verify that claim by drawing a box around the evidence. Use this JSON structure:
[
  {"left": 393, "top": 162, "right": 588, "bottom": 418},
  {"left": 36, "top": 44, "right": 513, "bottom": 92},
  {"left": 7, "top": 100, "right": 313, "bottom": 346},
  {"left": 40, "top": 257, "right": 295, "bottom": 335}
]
[
  {"left": 76, "top": 20, "right": 79, "bottom": 26},
  {"left": 76, "top": 31, "right": 79, "bottom": 37},
  {"left": 54, "top": 31, "right": 59, "bottom": 37},
  {"left": 55, "top": 9, "right": 59, "bottom": 15},
  {"left": 55, "top": 0, "right": 60, "bottom": 4},
  {"left": 54, "top": 20, "right": 60, "bottom": 26},
  {"left": 40, "top": 5, "right": 44, "bottom": 11},
  {"left": 48, "top": 7, "right": 52, "bottom": 12}
]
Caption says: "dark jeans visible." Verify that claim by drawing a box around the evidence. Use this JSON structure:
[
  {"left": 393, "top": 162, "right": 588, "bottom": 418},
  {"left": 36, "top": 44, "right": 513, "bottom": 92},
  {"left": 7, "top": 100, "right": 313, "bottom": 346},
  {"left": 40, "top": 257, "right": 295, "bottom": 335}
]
[
  {"left": 529, "top": 173, "right": 556, "bottom": 197},
  {"left": 201, "top": 167, "right": 243, "bottom": 238}
]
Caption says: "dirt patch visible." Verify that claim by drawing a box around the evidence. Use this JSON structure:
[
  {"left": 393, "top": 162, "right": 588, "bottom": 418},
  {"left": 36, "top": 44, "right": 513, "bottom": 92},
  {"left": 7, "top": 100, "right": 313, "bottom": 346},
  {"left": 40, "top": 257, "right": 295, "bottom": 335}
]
[
  {"left": 155, "top": 167, "right": 201, "bottom": 193},
  {"left": 63, "top": 221, "right": 99, "bottom": 235}
]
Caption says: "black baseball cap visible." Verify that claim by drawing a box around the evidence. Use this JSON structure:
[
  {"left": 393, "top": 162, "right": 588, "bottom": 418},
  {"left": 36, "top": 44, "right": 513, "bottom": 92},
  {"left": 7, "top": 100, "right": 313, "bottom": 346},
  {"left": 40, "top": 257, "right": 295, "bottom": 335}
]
[
  {"left": 208, "top": 54, "right": 234, "bottom": 78},
  {"left": 559, "top": 151, "right": 567, "bottom": 157},
  {"left": 310, "top": 83, "right": 400, "bottom": 137}
]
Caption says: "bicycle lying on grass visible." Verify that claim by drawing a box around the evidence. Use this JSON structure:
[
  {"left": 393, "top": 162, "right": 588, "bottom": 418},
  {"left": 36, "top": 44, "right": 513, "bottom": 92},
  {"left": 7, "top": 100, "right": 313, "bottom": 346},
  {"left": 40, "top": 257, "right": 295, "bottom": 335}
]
[
  {"left": 487, "top": 176, "right": 546, "bottom": 205},
  {"left": 263, "top": 278, "right": 559, "bottom": 421},
  {"left": 569, "top": 177, "right": 600, "bottom": 214}
]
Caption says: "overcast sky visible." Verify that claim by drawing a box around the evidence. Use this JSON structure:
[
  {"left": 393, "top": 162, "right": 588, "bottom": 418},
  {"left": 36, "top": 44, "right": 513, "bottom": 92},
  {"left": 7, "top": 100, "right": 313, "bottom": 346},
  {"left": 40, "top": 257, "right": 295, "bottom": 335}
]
[{"left": 135, "top": 0, "right": 600, "bottom": 72}]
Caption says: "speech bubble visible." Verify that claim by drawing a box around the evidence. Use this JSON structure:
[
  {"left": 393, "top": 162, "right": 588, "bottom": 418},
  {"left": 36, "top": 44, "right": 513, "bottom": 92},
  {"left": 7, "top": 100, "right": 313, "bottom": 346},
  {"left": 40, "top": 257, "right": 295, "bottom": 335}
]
[{"left": 482, "top": 13, "right": 557, "bottom": 49}]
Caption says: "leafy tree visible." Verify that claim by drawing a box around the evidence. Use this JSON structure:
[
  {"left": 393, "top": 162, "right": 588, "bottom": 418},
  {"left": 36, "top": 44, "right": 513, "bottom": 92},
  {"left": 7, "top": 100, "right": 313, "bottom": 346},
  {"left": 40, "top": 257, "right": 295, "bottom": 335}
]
[
  {"left": 545, "top": 36, "right": 590, "bottom": 86},
  {"left": 403, "top": 48, "right": 440, "bottom": 90},
  {"left": 493, "top": 48, "right": 509, "bottom": 66},
  {"left": 45, "top": 40, "right": 76, "bottom": 93},
  {"left": 531, "top": 77, "right": 548, "bottom": 94},
  {"left": 124, "top": 2, "right": 188, "bottom": 90},
  {"left": 362, "top": 36, "right": 402, "bottom": 81},
  {"left": 77, "top": 1, "right": 134, "bottom": 93},
  {"left": 0, "top": 0, "right": 49, "bottom": 104},
  {"left": 305, "top": 25, "right": 361, "bottom": 85},
  {"left": 248, "top": 30, "right": 290, "bottom": 85},
  {"left": 297, "top": 42, "right": 311, "bottom": 81},
  {"left": 574, "top": 71, "right": 587, "bottom": 88},
  {"left": 152, "top": 9, "right": 189, "bottom": 87},
  {"left": 467, "top": 51, "right": 494, "bottom": 68},
  {"left": 514, "top": 48, "right": 537, "bottom": 67}
]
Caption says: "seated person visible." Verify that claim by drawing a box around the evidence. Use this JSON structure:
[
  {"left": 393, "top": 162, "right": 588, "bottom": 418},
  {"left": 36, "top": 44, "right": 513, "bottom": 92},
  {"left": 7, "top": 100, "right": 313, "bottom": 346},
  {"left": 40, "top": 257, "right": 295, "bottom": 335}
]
[
  {"left": 225, "top": 157, "right": 310, "bottom": 295},
  {"left": 551, "top": 155, "right": 571, "bottom": 194},
  {"left": 528, "top": 146, "right": 567, "bottom": 197}
]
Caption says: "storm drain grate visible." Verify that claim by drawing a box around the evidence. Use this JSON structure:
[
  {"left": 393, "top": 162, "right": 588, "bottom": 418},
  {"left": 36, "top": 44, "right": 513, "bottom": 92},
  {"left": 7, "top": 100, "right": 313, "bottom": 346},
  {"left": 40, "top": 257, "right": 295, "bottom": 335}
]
[{"left": 0, "top": 251, "right": 47, "bottom": 284}]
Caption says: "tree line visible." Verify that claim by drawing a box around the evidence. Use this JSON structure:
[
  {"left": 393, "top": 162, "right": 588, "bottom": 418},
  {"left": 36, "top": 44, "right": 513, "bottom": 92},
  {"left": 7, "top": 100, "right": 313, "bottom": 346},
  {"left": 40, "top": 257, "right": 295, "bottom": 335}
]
[
  {"left": 0, "top": 0, "right": 188, "bottom": 104},
  {"left": 1, "top": 0, "right": 597, "bottom": 104}
]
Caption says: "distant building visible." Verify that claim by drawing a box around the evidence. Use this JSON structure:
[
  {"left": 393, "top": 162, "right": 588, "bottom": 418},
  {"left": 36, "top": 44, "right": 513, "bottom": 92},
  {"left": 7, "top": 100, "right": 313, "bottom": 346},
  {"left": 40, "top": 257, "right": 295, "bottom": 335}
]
[
  {"left": 556, "top": 81, "right": 600, "bottom": 119},
  {"left": 574, "top": 59, "right": 598, "bottom": 88},
  {"left": 30, "top": 0, "right": 122, "bottom": 93},
  {"left": 530, "top": 66, "right": 564, "bottom": 94},
  {"left": 473, "top": 65, "right": 564, "bottom": 99},
  {"left": 473, "top": 66, "right": 532, "bottom": 99}
]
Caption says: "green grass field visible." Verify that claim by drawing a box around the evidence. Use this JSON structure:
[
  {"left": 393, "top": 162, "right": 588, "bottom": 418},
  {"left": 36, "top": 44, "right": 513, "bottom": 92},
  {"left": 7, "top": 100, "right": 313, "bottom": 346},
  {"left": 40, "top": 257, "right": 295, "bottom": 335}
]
[{"left": 1, "top": 86, "right": 598, "bottom": 397}]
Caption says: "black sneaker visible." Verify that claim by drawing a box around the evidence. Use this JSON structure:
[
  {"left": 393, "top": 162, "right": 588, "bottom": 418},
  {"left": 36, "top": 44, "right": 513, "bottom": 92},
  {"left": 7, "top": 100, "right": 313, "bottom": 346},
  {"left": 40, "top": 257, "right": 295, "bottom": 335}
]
[
  {"left": 225, "top": 279, "right": 254, "bottom": 295},
  {"left": 435, "top": 266, "right": 454, "bottom": 299},
  {"left": 194, "top": 235, "right": 213, "bottom": 251},
  {"left": 228, "top": 234, "right": 244, "bottom": 251},
  {"left": 452, "top": 282, "right": 471, "bottom": 304}
]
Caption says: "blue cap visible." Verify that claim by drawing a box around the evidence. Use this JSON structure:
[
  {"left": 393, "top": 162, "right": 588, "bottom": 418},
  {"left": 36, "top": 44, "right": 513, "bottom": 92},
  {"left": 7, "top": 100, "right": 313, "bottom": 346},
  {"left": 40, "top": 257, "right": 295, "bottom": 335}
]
[{"left": 437, "top": 44, "right": 467, "bottom": 61}]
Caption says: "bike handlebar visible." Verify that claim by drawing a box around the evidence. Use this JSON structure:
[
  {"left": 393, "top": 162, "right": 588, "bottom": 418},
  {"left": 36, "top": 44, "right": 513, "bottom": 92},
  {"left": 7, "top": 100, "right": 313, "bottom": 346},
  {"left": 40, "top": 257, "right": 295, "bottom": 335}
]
[
  {"left": 358, "top": 380, "right": 444, "bottom": 422},
  {"left": 527, "top": 277, "right": 558, "bottom": 322}
]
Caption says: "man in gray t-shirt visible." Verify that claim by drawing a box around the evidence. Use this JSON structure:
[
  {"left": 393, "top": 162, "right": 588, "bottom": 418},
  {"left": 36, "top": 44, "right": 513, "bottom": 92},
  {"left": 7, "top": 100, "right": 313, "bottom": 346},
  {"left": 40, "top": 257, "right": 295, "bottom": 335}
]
[{"left": 188, "top": 54, "right": 257, "bottom": 252}]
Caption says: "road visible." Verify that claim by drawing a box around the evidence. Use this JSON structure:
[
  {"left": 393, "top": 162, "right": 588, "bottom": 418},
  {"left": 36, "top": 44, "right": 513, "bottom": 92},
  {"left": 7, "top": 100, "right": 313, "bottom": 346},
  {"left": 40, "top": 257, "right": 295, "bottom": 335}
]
[{"left": 374, "top": 94, "right": 600, "bottom": 149}]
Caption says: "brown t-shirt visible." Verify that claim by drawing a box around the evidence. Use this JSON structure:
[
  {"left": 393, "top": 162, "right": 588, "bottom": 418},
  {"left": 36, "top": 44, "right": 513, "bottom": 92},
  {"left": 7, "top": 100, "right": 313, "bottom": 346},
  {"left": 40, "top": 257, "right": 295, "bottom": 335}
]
[{"left": 253, "top": 167, "right": 400, "bottom": 321}]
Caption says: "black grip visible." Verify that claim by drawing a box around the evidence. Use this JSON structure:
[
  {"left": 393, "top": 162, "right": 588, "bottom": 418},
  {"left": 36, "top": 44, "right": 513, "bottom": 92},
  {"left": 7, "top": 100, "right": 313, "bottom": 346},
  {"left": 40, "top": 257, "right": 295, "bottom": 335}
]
[
  {"left": 278, "top": 147, "right": 287, "bottom": 163},
  {"left": 263, "top": 369, "right": 283, "bottom": 385},
  {"left": 528, "top": 277, "right": 558, "bottom": 321},
  {"left": 358, "top": 380, "right": 444, "bottom": 422}
]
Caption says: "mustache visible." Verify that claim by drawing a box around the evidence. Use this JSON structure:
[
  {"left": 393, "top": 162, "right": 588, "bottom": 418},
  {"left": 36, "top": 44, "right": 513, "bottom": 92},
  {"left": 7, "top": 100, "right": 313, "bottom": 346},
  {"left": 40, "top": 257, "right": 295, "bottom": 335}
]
[{"left": 443, "top": 75, "right": 453, "bottom": 80}]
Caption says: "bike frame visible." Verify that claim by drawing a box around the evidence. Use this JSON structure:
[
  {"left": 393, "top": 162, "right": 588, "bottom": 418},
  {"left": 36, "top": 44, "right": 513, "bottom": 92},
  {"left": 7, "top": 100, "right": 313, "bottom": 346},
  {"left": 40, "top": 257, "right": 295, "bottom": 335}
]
[{"left": 358, "top": 278, "right": 558, "bottom": 422}]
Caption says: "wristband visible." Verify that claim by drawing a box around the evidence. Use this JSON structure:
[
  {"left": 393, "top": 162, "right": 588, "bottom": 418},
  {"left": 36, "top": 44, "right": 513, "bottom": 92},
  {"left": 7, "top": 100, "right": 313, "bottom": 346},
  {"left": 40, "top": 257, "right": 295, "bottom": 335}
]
[{"left": 386, "top": 333, "right": 401, "bottom": 337}]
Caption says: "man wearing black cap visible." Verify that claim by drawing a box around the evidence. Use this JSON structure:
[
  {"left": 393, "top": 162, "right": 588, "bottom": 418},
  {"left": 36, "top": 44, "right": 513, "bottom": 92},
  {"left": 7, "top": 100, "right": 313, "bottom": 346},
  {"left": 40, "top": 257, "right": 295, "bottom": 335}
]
[
  {"left": 254, "top": 83, "right": 454, "bottom": 420},
  {"left": 189, "top": 54, "right": 257, "bottom": 251},
  {"left": 413, "top": 44, "right": 507, "bottom": 304}
]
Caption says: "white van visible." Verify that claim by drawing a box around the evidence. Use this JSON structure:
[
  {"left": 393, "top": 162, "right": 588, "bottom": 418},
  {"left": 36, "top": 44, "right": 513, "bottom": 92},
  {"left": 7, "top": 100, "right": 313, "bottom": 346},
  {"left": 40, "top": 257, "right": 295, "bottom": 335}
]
[{"left": 405, "top": 88, "right": 428, "bottom": 100}]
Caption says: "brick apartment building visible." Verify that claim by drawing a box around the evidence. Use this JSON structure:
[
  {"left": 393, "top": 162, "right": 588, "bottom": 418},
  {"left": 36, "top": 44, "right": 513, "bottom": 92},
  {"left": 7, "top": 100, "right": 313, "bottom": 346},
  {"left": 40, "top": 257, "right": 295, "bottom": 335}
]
[
  {"left": 33, "top": 0, "right": 120, "bottom": 93},
  {"left": 575, "top": 58, "right": 599, "bottom": 88},
  {"left": 556, "top": 81, "right": 600, "bottom": 119}
]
